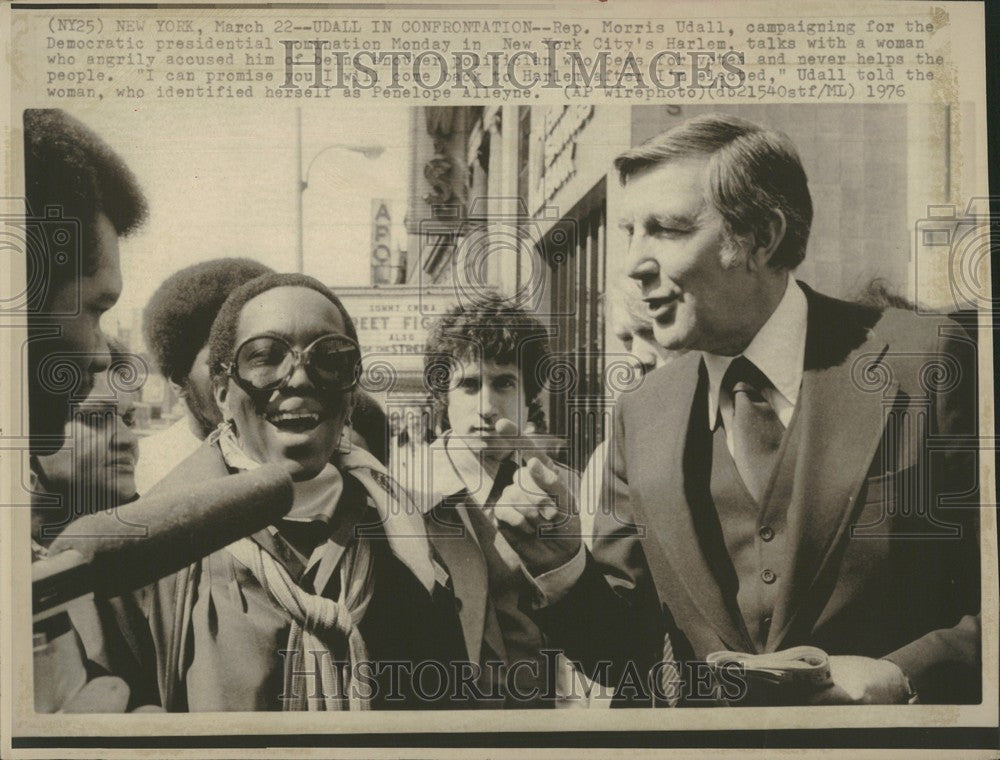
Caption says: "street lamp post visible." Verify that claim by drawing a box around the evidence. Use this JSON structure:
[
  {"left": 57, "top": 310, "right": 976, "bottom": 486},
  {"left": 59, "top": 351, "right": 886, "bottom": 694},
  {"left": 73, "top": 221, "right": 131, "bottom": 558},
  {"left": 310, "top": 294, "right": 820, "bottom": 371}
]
[{"left": 295, "top": 107, "right": 386, "bottom": 274}]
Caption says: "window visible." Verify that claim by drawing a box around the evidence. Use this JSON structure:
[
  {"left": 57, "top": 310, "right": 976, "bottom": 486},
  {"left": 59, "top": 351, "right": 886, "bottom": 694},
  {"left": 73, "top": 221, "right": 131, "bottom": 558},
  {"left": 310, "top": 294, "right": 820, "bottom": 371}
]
[{"left": 544, "top": 181, "right": 607, "bottom": 471}]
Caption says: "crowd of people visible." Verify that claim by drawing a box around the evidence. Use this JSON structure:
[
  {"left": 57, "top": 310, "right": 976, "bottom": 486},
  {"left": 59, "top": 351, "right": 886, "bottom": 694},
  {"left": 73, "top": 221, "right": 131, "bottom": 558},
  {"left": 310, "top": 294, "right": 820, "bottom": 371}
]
[{"left": 25, "top": 108, "right": 981, "bottom": 713}]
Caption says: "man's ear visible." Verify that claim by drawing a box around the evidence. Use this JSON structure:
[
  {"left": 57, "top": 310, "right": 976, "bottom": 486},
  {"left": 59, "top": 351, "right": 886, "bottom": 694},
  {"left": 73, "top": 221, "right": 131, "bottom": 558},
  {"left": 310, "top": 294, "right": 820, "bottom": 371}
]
[
  {"left": 213, "top": 381, "right": 230, "bottom": 420},
  {"left": 748, "top": 209, "right": 787, "bottom": 271},
  {"left": 169, "top": 378, "right": 186, "bottom": 399}
]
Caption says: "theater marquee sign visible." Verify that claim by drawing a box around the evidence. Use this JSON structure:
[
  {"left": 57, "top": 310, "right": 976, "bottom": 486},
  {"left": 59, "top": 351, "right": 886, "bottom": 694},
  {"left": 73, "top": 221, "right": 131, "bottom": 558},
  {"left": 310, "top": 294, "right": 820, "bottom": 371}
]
[{"left": 335, "top": 284, "right": 457, "bottom": 391}]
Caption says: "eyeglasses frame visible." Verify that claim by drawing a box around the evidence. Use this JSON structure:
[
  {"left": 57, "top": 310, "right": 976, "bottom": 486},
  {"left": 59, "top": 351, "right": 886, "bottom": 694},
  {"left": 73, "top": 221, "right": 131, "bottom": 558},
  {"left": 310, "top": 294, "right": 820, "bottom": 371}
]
[{"left": 224, "top": 333, "right": 362, "bottom": 396}]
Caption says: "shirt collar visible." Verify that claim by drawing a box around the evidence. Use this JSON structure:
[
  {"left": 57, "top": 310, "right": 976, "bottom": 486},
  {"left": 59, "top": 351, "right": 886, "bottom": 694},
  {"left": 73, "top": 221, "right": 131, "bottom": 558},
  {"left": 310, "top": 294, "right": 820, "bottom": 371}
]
[
  {"left": 216, "top": 422, "right": 344, "bottom": 523},
  {"left": 703, "top": 278, "right": 808, "bottom": 429},
  {"left": 420, "top": 432, "right": 506, "bottom": 514},
  {"left": 285, "top": 464, "right": 343, "bottom": 523}
]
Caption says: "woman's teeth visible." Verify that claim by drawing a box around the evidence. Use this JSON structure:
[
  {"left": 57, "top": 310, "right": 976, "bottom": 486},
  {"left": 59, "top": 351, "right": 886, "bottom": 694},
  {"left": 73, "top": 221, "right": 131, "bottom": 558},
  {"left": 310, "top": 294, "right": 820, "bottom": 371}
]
[{"left": 265, "top": 411, "right": 322, "bottom": 431}]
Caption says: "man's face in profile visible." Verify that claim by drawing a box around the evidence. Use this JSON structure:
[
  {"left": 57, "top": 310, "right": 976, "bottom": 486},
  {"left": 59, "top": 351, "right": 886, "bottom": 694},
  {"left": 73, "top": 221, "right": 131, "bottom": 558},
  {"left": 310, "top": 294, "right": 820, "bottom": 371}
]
[
  {"left": 30, "top": 212, "right": 122, "bottom": 445},
  {"left": 35, "top": 369, "right": 140, "bottom": 521},
  {"left": 615, "top": 322, "right": 671, "bottom": 378},
  {"left": 620, "top": 158, "right": 755, "bottom": 355}
]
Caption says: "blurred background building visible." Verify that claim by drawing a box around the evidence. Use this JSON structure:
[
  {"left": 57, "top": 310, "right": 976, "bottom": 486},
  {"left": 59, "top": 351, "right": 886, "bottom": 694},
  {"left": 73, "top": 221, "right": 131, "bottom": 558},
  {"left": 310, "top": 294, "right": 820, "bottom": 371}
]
[{"left": 398, "top": 103, "right": 954, "bottom": 469}]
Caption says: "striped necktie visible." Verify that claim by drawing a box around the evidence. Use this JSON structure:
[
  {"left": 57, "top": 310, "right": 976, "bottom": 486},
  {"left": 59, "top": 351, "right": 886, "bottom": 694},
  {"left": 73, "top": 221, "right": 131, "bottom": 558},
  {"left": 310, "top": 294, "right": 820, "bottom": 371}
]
[{"left": 721, "top": 356, "right": 785, "bottom": 504}]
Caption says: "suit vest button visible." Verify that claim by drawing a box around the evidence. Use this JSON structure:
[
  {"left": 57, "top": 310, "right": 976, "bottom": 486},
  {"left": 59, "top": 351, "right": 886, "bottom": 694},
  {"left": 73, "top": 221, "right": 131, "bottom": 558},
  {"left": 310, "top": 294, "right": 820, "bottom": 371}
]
[
  {"left": 761, "top": 569, "right": 776, "bottom": 584},
  {"left": 759, "top": 526, "right": 775, "bottom": 541}
]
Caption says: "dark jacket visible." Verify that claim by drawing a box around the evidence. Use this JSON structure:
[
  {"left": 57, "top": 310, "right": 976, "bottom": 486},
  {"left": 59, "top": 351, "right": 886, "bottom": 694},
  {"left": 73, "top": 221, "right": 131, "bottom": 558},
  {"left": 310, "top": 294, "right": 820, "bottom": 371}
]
[{"left": 538, "top": 283, "right": 981, "bottom": 704}]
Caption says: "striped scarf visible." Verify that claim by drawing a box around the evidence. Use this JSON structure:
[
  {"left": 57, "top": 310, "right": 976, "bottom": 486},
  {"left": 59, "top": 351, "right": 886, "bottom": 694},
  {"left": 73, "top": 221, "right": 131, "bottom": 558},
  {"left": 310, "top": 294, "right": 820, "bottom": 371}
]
[
  {"left": 224, "top": 536, "right": 374, "bottom": 710},
  {"left": 215, "top": 424, "right": 386, "bottom": 710}
]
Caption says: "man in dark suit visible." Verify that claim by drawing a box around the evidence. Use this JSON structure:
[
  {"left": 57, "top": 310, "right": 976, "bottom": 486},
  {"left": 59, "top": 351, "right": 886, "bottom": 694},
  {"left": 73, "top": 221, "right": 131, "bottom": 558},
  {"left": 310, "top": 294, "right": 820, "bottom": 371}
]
[{"left": 496, "top": 113, "right": 981, "bottom": 705}]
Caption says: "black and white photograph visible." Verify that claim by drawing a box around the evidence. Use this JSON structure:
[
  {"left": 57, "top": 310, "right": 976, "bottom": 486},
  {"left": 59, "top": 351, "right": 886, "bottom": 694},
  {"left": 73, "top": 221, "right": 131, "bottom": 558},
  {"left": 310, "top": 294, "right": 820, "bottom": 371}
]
[{"left": 2, "top": 1, "right": 997, "bottom": 757}]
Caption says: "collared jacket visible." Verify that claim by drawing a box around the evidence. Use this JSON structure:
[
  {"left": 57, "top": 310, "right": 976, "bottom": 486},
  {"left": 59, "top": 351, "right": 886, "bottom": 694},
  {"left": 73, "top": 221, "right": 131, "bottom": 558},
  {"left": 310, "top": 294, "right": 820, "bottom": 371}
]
[
  {"left": 83, "top": 440, "right": 467, "bottom": 711},
  {"left": 415, "top": 433, "right": 591, "bottom": 708}
]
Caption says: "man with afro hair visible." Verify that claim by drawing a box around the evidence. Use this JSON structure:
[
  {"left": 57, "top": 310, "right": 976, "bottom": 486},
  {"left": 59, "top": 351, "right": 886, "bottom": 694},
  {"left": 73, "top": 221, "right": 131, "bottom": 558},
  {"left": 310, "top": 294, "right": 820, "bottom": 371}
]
[
  {"left": 25, "top": 109, "right": 150, "bottom": 714},
  {"left": 136, "top": 258, "right": 272, "bottom": 491},
  {"left": 24, "top": 108, "right": 148, "bottom": 454}
]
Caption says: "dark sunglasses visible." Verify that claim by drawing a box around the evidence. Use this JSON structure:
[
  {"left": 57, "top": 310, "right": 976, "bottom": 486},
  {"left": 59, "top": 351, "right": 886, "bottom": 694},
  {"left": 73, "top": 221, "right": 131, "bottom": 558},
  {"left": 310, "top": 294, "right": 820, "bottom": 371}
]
[{"left": 226, "top": 334, "right": 361, "bottom": 395}]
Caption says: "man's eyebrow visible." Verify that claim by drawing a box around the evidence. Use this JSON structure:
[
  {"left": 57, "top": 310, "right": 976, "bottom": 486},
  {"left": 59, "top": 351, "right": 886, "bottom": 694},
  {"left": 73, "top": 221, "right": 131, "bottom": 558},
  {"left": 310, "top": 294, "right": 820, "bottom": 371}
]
[
  {"left": 645, "top": 211, "right": 697, "bottom": 228},
  {"left": 244, "top": 330, "right": 289, "bottom": 343}
]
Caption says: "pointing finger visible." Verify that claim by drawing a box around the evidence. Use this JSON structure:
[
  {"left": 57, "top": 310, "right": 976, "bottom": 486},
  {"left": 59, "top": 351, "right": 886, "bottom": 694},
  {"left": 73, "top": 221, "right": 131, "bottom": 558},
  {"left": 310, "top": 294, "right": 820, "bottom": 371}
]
[
  {"left": 525, "top": 457, "right": 559, "bottom": 489},
  {"left": 525, "top": 457, "right": 570, "bottom": 506},
  {"left": 528, "top": 449, "right": 558, "bottom": 472},
  {"left": 493, "top": 504, "right": 529, "bottom": 533}
]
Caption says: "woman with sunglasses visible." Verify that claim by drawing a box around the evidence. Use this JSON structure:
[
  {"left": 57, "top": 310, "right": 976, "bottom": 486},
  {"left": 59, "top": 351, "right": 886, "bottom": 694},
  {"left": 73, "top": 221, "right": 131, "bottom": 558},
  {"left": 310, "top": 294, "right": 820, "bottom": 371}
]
[{"left": 100, "top": 273, "right": 466, "bottom": 711}]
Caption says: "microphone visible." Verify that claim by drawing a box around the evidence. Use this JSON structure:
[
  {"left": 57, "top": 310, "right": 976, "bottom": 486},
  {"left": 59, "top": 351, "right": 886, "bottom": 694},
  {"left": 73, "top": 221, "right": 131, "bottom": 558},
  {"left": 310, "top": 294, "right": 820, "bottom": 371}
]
[{"left": 33, "top": 463, "right": 294, "bottom": 616}]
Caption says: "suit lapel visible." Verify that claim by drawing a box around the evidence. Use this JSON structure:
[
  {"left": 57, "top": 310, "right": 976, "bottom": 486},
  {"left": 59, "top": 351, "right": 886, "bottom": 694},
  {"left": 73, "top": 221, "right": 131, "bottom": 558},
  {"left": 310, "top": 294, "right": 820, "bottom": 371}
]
[
  {"left": 429, "top": 499, "right": 490, "bottom": 664},
  {"left": 636, "top": 353, "right": 748, "bottom": 651},
  {"left": 766, "top": 285, "right": 897, "bottom": 650},
  {"left": 423, "top": 438, "right": 497, "bottom": 665}
]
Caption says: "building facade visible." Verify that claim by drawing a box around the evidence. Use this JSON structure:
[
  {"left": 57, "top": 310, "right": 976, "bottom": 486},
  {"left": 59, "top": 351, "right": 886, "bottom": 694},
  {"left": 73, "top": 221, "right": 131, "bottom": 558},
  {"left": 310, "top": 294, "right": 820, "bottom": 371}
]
[{"left": 402, "top": 103, "right": 956, "bottom": 468}]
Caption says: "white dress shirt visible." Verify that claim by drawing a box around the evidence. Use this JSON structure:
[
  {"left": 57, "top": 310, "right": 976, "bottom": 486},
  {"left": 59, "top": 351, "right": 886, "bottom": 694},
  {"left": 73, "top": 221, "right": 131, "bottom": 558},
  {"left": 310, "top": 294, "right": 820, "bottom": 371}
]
[{"left": 702, "top": 277, "right": 808, "bottom": 455}]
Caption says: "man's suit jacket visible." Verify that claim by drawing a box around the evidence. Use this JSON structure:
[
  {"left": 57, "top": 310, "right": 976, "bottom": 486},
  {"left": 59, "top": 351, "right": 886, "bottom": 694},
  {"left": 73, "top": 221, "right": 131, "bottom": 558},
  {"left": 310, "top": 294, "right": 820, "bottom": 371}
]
[
  {"left": 421, "top": 435, "right": 586, "bottom": 707},
  {"left": 539, "top": 283, "right": 981, "bottom": 704}
]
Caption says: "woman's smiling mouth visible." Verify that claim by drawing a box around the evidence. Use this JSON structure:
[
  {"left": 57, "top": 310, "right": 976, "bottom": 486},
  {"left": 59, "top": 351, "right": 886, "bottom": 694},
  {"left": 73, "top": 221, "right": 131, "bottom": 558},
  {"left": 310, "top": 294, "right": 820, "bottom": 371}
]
[{"left": 264, "top": 410, "right": 324, "bottom": 433}]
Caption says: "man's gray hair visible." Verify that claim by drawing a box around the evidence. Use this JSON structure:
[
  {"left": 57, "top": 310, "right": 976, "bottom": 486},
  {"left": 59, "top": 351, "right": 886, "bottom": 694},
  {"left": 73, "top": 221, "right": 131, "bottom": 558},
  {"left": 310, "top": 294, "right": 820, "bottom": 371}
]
[{"left": 613, "top": 112, "right": 813, "bottom": 270}]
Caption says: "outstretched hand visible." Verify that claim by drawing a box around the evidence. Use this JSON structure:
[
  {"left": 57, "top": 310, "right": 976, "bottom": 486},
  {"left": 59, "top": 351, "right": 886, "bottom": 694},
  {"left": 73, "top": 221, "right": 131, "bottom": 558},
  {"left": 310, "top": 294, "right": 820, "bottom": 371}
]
[{"left": 490, "top": 418, "right": 582, "bottom": 576}]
